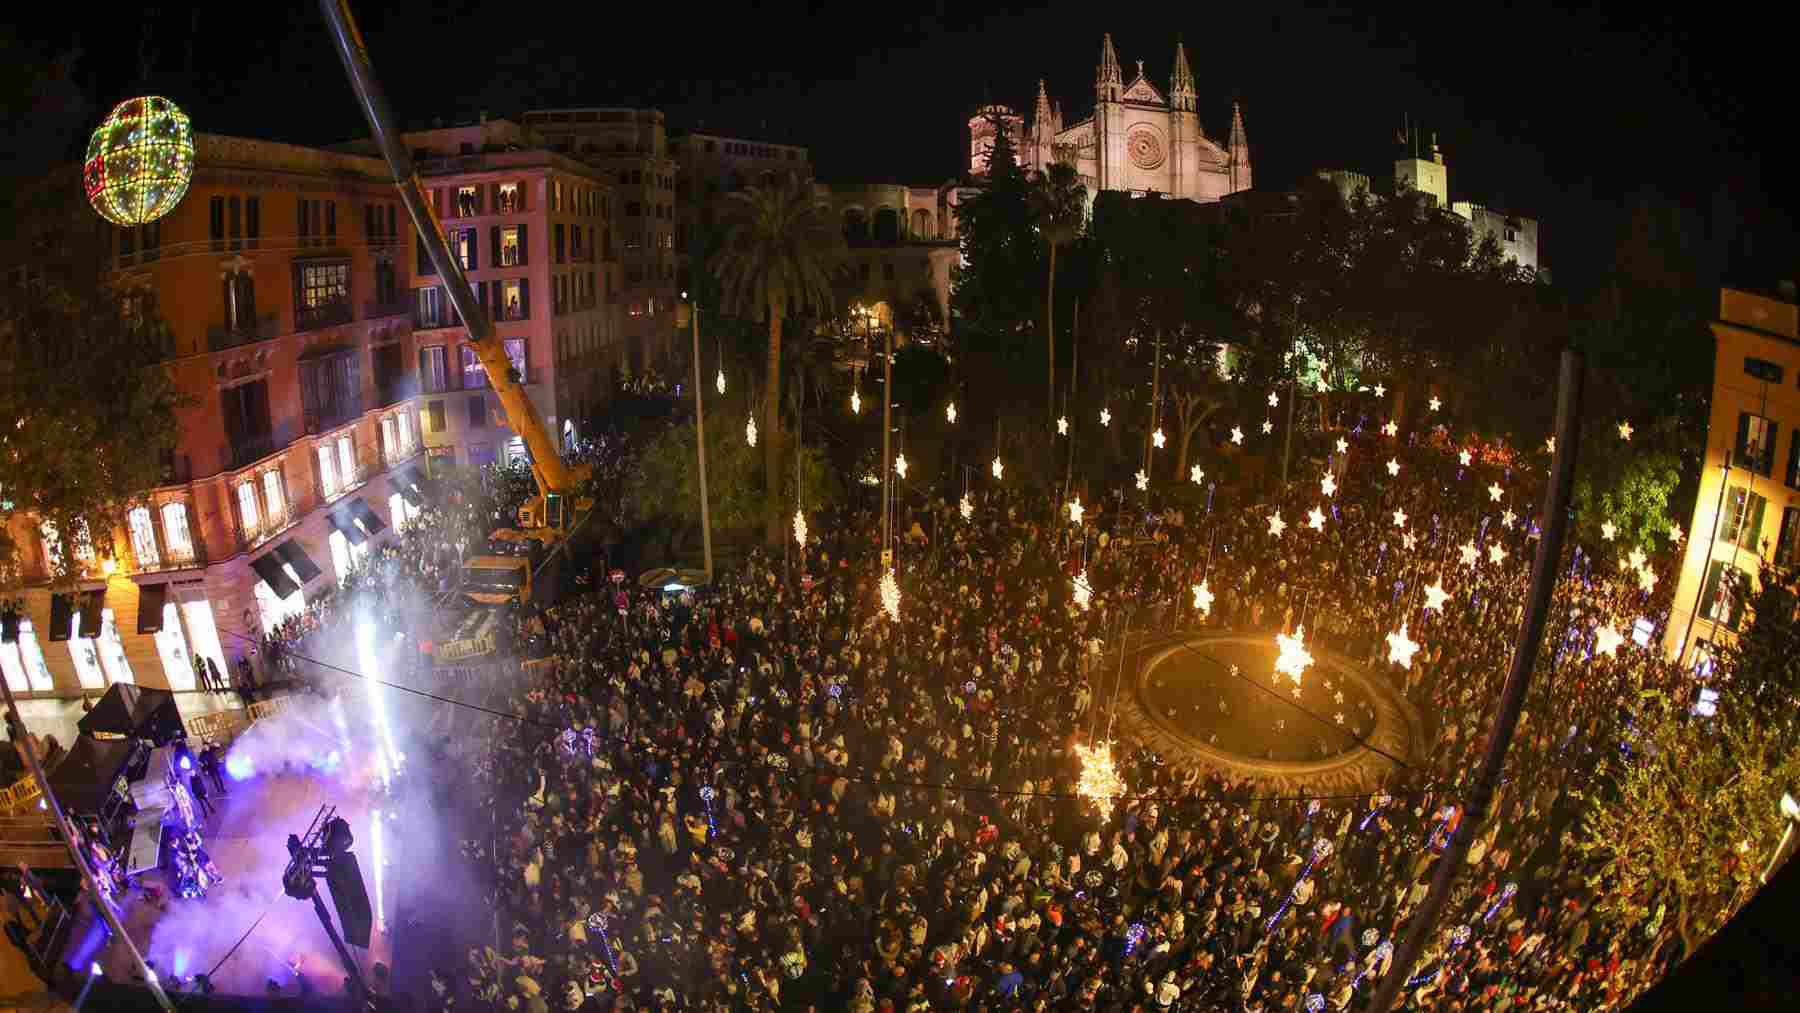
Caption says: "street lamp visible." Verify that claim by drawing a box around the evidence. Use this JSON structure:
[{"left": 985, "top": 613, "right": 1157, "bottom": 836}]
[{"left": 1762, "top": 791, "right": 1800, "bottom": 885}]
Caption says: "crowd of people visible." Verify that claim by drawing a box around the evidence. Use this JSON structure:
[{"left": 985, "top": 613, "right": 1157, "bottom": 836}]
[{"left": 403, "top": 426, "right": 1699, "bottom": 1012}]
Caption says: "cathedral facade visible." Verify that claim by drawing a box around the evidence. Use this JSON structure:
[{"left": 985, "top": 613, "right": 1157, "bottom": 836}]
[{"left": 972, "top": 34, "right": 1251, "bottom": 202}]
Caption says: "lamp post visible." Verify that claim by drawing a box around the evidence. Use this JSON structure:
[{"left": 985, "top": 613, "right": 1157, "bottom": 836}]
[
  {"left": 1761, "top": 792, "right": 1800, "bottom": 885},
  {"left": 881, "top": 309, "right": 894, "bottom": 568},
  {"left": 681, "top": 291, "right": 714, "bottom": 581}
]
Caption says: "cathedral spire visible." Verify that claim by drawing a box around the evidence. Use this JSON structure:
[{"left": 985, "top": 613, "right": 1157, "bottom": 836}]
[
  {"left": 1228, "top": 99, "right": 1252, "bottom": 193},
  {"left": 1170, "top": 39, "right": 1196, "bottom": 111},
  {"left": 1097, "top": 33, "right": 1122, "bottom": 101},
  {"left": 1034, "top": 78, "right": 1053, "bottom": 126}
]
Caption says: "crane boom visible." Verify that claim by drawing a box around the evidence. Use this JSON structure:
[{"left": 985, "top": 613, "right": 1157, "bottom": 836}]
[{"left": 318, "top": 0, "right": 576, "bottom": 502}]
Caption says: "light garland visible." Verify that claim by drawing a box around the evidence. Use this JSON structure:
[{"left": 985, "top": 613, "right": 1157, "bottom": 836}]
[
  {"left": 1074, "top": 740, "right": 1127, "bottom": 822},
  {"left": 746, "top": 416, "right": 757, "bottom": 447},
  {"left": 1274, "top": 626, "right": 1314, "bottom": 683},
  {"left": 1192, "top": 581, "right": 1213, "bottom": 616},
  {"left": 879, "top": 568, "right": 901, "bottom": 622},
  {"left": 1386, "top": 622, "right": 1421, "bottom": 668},
  {"left": 792, "top": 508, "right": 807, "bottom": 547}
]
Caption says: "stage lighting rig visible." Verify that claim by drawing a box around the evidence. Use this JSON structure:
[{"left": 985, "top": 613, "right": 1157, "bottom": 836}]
[{"left": 282, "top": 804, "right": 373, "bottom": 998}]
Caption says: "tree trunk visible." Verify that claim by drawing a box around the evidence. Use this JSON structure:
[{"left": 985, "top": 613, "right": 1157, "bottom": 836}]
[
  {"left": 1176, "top": 421, "right": 1193, "bottom": 481},
  {"left": 763, "top": 302, "right": 784, "bottom": 546},
  {"left": 1047, "top": 241, "right": 1058, "bottom": 432}
]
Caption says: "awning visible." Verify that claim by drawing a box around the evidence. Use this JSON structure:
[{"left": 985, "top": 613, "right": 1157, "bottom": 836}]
[
  {"left": 329, "top": 508, "right": 368, "bottom": 546},
  {"left": 351, "top": 498, "right": 388, "bottom": 536},
  {"left": 49, "top": 593, "right": 74, "bottom": 642},
  {"left": 250, "top": 551, "right": 300, "bottom": 599},
  {"left": 136, "top": 584, "right": 168, "bottom": 634},
  {"left": 274, "top": 539, "right": 323, "bottom": 583},
  {"left": 77, "top": 590, "right": 104, "bottom": 639}
]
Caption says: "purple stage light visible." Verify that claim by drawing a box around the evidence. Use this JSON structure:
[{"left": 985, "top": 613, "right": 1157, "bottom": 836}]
[{"left": 225, "top": 752, "right": 255, "bottom": 781}]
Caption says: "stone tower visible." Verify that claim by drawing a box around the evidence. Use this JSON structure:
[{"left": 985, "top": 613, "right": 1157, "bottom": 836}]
[
  {"left": 1030, "top": 79, "right": 1054, "bottom": 173},
  {"left": 1393, "top": 129, "right": 1447, "bottom": 207},
  {"left": 1228, "top": 100, "right": 1252, "bottom": 194},
  {"left": 1168, "top": 40, "right": 1199, "bottom": 199},
  {"left": 1094, "top": 33, "right": 1124, "bottom": 191}
]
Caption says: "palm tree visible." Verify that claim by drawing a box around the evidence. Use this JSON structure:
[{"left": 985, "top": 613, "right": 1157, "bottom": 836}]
[
  {"left": 713, "top": 178, "right": 845, "bottom": 544},
  {"left": 1031, "top": 162, "right": 1087, "bottom": 431}
]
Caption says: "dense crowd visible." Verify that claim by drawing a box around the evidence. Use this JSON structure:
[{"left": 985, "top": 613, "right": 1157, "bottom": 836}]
[{"left": 417, "top": 431, "right": 1694, "bottom": 1012}]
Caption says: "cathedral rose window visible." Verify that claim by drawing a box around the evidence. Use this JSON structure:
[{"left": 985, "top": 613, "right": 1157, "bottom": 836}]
[{"left": 1128, "top": 129, "right": 1165, "bottom": 170}]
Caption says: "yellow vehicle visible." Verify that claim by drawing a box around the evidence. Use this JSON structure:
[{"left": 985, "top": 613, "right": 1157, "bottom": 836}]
[{"left": 462, "top": 555, "right": 531, "bottom": 606}]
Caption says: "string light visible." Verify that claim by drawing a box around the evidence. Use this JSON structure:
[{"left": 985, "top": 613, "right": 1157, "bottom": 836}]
[
  {"left": 1274, "top": 626, "right": 1314, "bottom": 683},
  {"left": 1386, "top": 622, "right": 1421, "bottom": 668},
  {"left": 792, "top": 508, "right": 807, "bottom": 547},
  {"left": 1192, "top": 581, "right": 1213, "bottom": 616},
  {"left": 745, "top": 416, "right": 757, "bottom": 447},
  {"left": 879, "top": 568, "right": 901, "bottom": 621},
  {"left": 991, "top": 456, "right": 1004, "bottom": 480},
  {"left": 1074, "top": 740, "right": 1126, "bottom": 822}
]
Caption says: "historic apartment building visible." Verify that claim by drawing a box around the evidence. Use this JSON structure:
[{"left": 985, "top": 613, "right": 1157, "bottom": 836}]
[
  {"left": 668, "top": 128, "right": 813, "bottom": 297},
  {"left": 1666, "top": 285, "right": 1800, "bottom": 671},
  {"left": 2, "top": 134, "right": 430, "bottom": 708}
]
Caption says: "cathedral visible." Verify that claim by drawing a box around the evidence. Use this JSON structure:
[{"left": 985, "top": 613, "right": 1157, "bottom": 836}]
[{"left": 970, "top": 33, "right": 1251, "bottom": 202}]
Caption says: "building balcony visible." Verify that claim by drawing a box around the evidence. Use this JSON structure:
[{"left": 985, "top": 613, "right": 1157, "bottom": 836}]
[
  {"left": 207, "top": 313, "right": 281, "bottom": 352},
  {"left": 239, "top": 505, "right": 294, "bottom": 553},
  {"left": 295, "top": 301, "right": 353, "bottom": 332},
  {"left": 364, "top": 298, "right": 411, "bottom": 320},
  {"left": 137, "top": 539, "right": 207, "bottom": 574},
  {"left": 225, "top": 435, "right": 276, "bottom": 470},
  {"left": 304, "top": 399, "right": 365, "bottom": 436},
  {"left": 374, "top": 375, "right": 418, "bottom": 409}
]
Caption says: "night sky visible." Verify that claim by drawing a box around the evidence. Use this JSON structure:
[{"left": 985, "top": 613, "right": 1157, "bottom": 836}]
[{"left": 16, "top": 2, "right": 1797, "bottom": 287}]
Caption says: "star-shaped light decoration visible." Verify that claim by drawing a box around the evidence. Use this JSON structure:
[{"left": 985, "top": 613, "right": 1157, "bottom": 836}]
[
  {"left": 1190, "top": 464, "right": 1205, "bottom": 485},
  {"left": 1067, "top": 498, "right": 1084, "bottom": 524},
  {"left": 1402, "top": 530, "right": 1418, "bottom": 551},
  {"left": 991, "top": 456, "right": 1004, "bottom": 480},
  {"left": 1386, "top": 458, "right": 1401, "bottom": 477},
  {"left": 1627, "top": 547, "right": 1647, "bottom": 571},
  {"left": 1274, "top": 626, "right": 1315, "bottom": 683},
  {"left": 1501, "top": 508, "right": 1517, "bottom": 529},
  {"left": 959, "top": 494, "right": 973, "bottom": 520},
  {"left": 1423, "top": 579, "right": 1450, "bottom": 612},
  {"left": 1058, "top": 416, "right": 1069, "bottom": 436},
  {"left": 1459, "top": 449, "right": 1473, "bottom": 467},
  {"left": 1374, "top": 384, "right": 1386, "bottom": 398},
  {"left": 1269, "top": 391, "right": 1280, "bottom": 408},
  {"left": 1292, "top": 685, "right": 1303, "bottom": 699},
  {"left": 1074, "top": 740, "right": 1126, "bottom": 822},
  {"left": 894, "top": 453, "right": 908, "bottom": 478},
  {"left": 1333, "top": 711, "right": 1346, "bottom": 725},
  {"left": 1617, "top": 420, "right": 1633, "bottom": 441},
  {"left": 1317, "top": 377, "right": 1330, "bottom": 393},
  {"left": 1460, "top": 542, "right": 1481, "bottom": 567},
  {"left": 1386, "top": 622, "right": 1421, "bottom": 668},
  {"left": 1308, "top": 506, "right": 1326, "bottom": 531},
  {"left": 1152, "top": 428, "right": 1167, "bottom": 449},
  {"left": 1669, "top": 522, "right": 1683, "bottom": 542},
  {"left": 1099, "top": 407, "right": 1112, "bottom": 427},
  {"left": 1393, "top": 508, "right": 1408, "bottom": 529},
  {"left": 1322, "top": 473, "right": 1337, "bottom": 497},
  {"left": 1601, "top": 520, "right": 1617, "bottom": 541},
  {"left": 1336, "top": 437, "right": 1350, "bottom": 455},
  {"left": 1488, "top": 543, "right": 1507, "bottom": 565},
  {"left": 1262, "top": 419, "right": 1274, "bottom": 435},
  {"left": 1231, "top": 426, "right": 1245, "bottom": 445},
  {"left": 1192, "top": 581, "right": 1213, "bottom": 616},
  {"left": 1637, "top": 567, "right": 1658, "bottom": 593},
  {"left": 1545, "top": 436, "right": 1556, "bottom": 454},
  {"left": 716, "top": 369, "right": 726, "bottom": 395},
  {"left": 793, "top": 508, "right": 808, "bottom": 547},
  {"left": 851, "top": 390, "right": 861, "bottom": 415},
  {"left": 1488, "top": 482, "right": 1504, "bottom": 503},
  {"left": 1071, "top": 569, "right": 1093, "bottom": 612},
  {"left": 746, "top": 416, "right": 758, "bottom": 447},
  {"left": 1429, "top": 396, "right": 1442, "bottom": 412},
  {"left": 1135, "top": 469, "right": 1149, "bottom": 492},
  {"left": 878, "top": 568, "right": 901, "bottom": 621},
  {"left": 946, "top": 402, "right": 957, "bottom": 424},
  {"left": 1268, "top": 512, "right": 1288, "bottom": 537},
  {"left": 1593, "top": 624, "right": 1624, "bottom": 657},
  {"left": 1382, "top": 420, "right": 1398, "bottom": 437}
]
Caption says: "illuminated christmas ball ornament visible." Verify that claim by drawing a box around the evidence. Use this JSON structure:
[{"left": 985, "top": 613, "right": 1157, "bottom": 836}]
[{"left": 84, "top": 96, "right": 195, "bottom": 226}]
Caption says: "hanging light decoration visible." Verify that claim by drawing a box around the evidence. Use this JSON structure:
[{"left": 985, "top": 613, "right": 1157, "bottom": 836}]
[
  {"left": 1488, "top": 482, "right": 1504, "bottom": 503},
  {"left": 1429, "top": 396, "right": 1442, "bottom": 412},
  {"left": 1261, "top": 419, "right": 1273, "bottom": 434},
  {"left": 1190, "top": 464, "right": 1204, "bottom": 484},
  {"left": 1382, "top": 420, "right": 1398, "bottom": 437},
  {"left": 1268, "top": 391, "right": 1280, "bottom": 408},
  {"left": 1488, "top": 543, "right": 1507, "bottom": 565},
  {"left": 1423, "top": 579, "right": 1450, "bottom": 612},
  {"left": 1321, "top": 473, "right": 1337, "bottom": 497},
  {"left": 1545, "top": 436, "right": 1556, "bottom": 454},
  {"left": 1192, "top": 581, "right": 1213, "bottom": 616},
  {"left": 959, "top": 493, "right": 973, "bottom": 520},
  {"left": 1071, "top": 569, "right": 1092, "bottom": 611},
  {"left": 1267, "top": 512, "right": 1287, "bottom": 537},
  {"left": 1067, "top": 498, "right": 1084, "bottom": 524},
  {"left": 879, "top": 568, "right": 901, "bottom": 622},
  {"left": 946, "top": 401, "right": 957, "bottom": 424},
  {"left": 1274, "top": 627, "right": 1315, "bottom": 683},
  {"left": 746, "top": 416, "right": 758, "bottom": 446},
  {"left": 1099, "top": 407, "right": 1112, "bottom": 427},
  {"left": 1617, "top": 420, "right": 1634, "bottom": 441},
  {"left": 1335, "top": 437, "right": 1349, "bottom": 455},
  {"left": 1373, "top": 384, "right": 1386, "bottom": 398},
  {"left": 1386, "top": 622, "right": 1421, "bottom": 668},
  {"left": 1386, "top": 458, "right": 1401, "bottom": 477},
  {"left": 1135, "top": 469, "right": 1149, "bottom": 491},
  {"left": 84, "top": 96, "right": 195, "bottom": 226},
  {"left": 991, "top": 456, "right": 1004, "bottom": 480},
  {"left": 1601, "top": 520, "right": 1618, "bottom": 541},
  {"left": 1231, "top": 427, "right": 1245, "bottom": 445},
  {"left": 1392, "top": 508, "right": 1408, "bottom": 529},
  {"left": 894, "top": 453, "right": 908, "bottom": 478},
  {"left": 1152, "top": 428, "right": 1166, "bottom": 449},
  {"left": 1637, "top": 567, "right": 1658, "bottom": 593},
  {"left": 1057, "top": 415, "right": 1070, "bottom": 436},
  {"left": 1074, "top": 740, "right": 1126, "bottom": 822},
  {"left": 1459, "top": 449, "right": 1473, "bottom": 467},
  {"left": 1594, "top": 623, "right": 1624, "bottom": 657},
  {"left": 850, "top": 389, "right": 862, "bottom": 415},
  {"left": 1460, "top": 542, "right": 1480, "bottom": 567},
  {"left": 1308, "top": 506, "right": 1326, "bottom": 531},
  {"left": 1501, "top": 508, "right": 1517, "bottom": 529},
  {"left": 792, "top": 508, "right": 808, "bottom": 547},
  {"left": 716, "top": 369, "right": 726, "bottom": 395}
]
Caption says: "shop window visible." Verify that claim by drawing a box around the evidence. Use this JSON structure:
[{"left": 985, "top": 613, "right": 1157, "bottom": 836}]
[
  {"left": 128, "top": 506, "right": 160, "bottom": 568},
  {"left": 1720, "top": 486, "right": 1767, "bottom": 549},
  {"left": 161, "top": 503, "right": 194, "bottom": 559}
]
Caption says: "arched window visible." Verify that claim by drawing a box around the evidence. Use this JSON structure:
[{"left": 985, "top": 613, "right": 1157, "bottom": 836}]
[
  {"left": 872, "top": 208, "right": 900, "bottom": 244},
  {"left": 223, "top": 271, "right": 256, "bottom": 332},
  {"left": 911, "top": 208, "right": 934, "bottom": 239},
  {"left": 843, "top": 208, "right": 867, "bottom": 244}
]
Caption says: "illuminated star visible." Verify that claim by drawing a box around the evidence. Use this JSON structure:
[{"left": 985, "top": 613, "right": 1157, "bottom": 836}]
[
  {"left": 894, "top": 453, "right": 908, "bottom": 478},
  {"left": 1382, "top": 420, "right": 1398, "bottom": 437},
  {"left": 1100, "top": 407, "right": 1112, "bottom": 427},
  {"left": 1269, "top": 391, "right": 1280, "bottom": 408},
  {"left": 1231, "top": 427, "right": 1245, "bottom": 445},
  {"left": 851, "top": 390, "right": 861, "bottom": 415},
  {"left": 746, "top": 416, "right": 758, "bottom": 447},
  {"left": 1460, "top": 542, "right": 1480, "bottom": 567},
  {"left": 1393, "top": 508, "right": 1408, "bottom": 529},
  {"left": 1545, "top": 436, "right": 1556, "bottom": 454},
  {"left": 1488, "top": 482, "right": 1504, "bottom": 503},
  {"left": 959, "top": 494, "right": 972, "bottom": 520},
  {"left": 1336, "top": 437, "right": 1349, "bottom": 455},
  {"left": 1386, "top": 458, "right": 1401, "bottom": 477},
  {"left": 1308, "top": 506, "right": 1326, "bottom": 531},
  {"left": 1190, "top": 464, "right": 1205, "bottom": 485},
  {"left": 1386, "top": 622, "right": 1420, "bottom": 668},
  {"left": 1293, "top": 686, "right": 1304, "bottom": 699},
  {"left": 1669, "top": 522, "right": 1683, "bottom": 542},
  {"left": 1322, "top": 473, "right": 1337, "bottom": 497},
  {"left": 1502, "top": 508, "right": 1517, "bottom": 529},
  {"left": 1617, "top": 420, "right": 1633, "bottom": 441},
  {"left": 1374, "top": 384, "right": 1386, "bottom": 398},
  {"left": 946, "top": 402, "right": 957, "bottom": 424},
  {"left": 1601, "top": 520, "right": 1617, "bottom": 541},
  {"left": 1067, "top": 499, "right": 1084, "bottom": 525},
  {"left": 1423, "top": 579, "right": 1450, "bottom": 612},
  {"left": 991, "top": 456, "right": 1004, "bottom": 480},
  {"left": 1192, "top": 581, "right": 1213, "bottom": 615},
  {"left": 716, "top": 369, "right": 726, "bottom": 395},
  {"left": 1333, "top": 690, "right": 1345, "bottom": 704},
  {"left": 1402, "top": 530, "right": 1418, "bottom": 551},
  {"left": 1058, "top": 416, "right": 1070, "bottom": 436},
  {"left": 1594, "top": 624, "right": 1625, "bottom": 657},
  {"left": 1135, "top": 469, "right": 1149, "bottom": 491},
  {"left": 1152, "top": 428, "right": 1167, "bottom": 449},
  {"left": 1488, "top": 543, "right": 1507, "bottom": 565},
  {"left": 1429, "top": 396, "right": 1442, "bottom": 412},
  {"left": 1268, "top": 512, "right": 1287, "bottom": 537},
  {"left": 1459, "top": 449, "right": 1472, "bottom": 467},
  {"left": 1627, "top": 547, "right": 1647, "bottom": 571},
  {"left": 1638, "top": 567, "right": 1658, "bottom": 593},
  {"left": 1317, "top": 377, "right": 1329, "bottom": 393},
  {"left": 1334, "top": 711, "right": 1346, "bottom": 724},
  {"left": 1262, "top": 419, "right": 1274, "bottom": 435}
]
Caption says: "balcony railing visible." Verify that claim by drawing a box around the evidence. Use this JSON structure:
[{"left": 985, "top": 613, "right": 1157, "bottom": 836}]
[
  {"left": 207, "top": 313, "right": 281, "bottom": 351},
  {"left": 295, "top": 301, "right": 353, "bottom": 332},
  {"left": 413, "top": 308, "right": 455, "bottom": 330},
  {"left": 364, "top": 298, "right": 410, "bottom": 320},
  {"left": 240, "top": 505, "right": 293, "bottom": 551},
  {"left": 225, "top": 435, "right": 276, "bottom": 470},
  {"left": 138, "top": 539, "right": 206, "bottom": 574}
]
